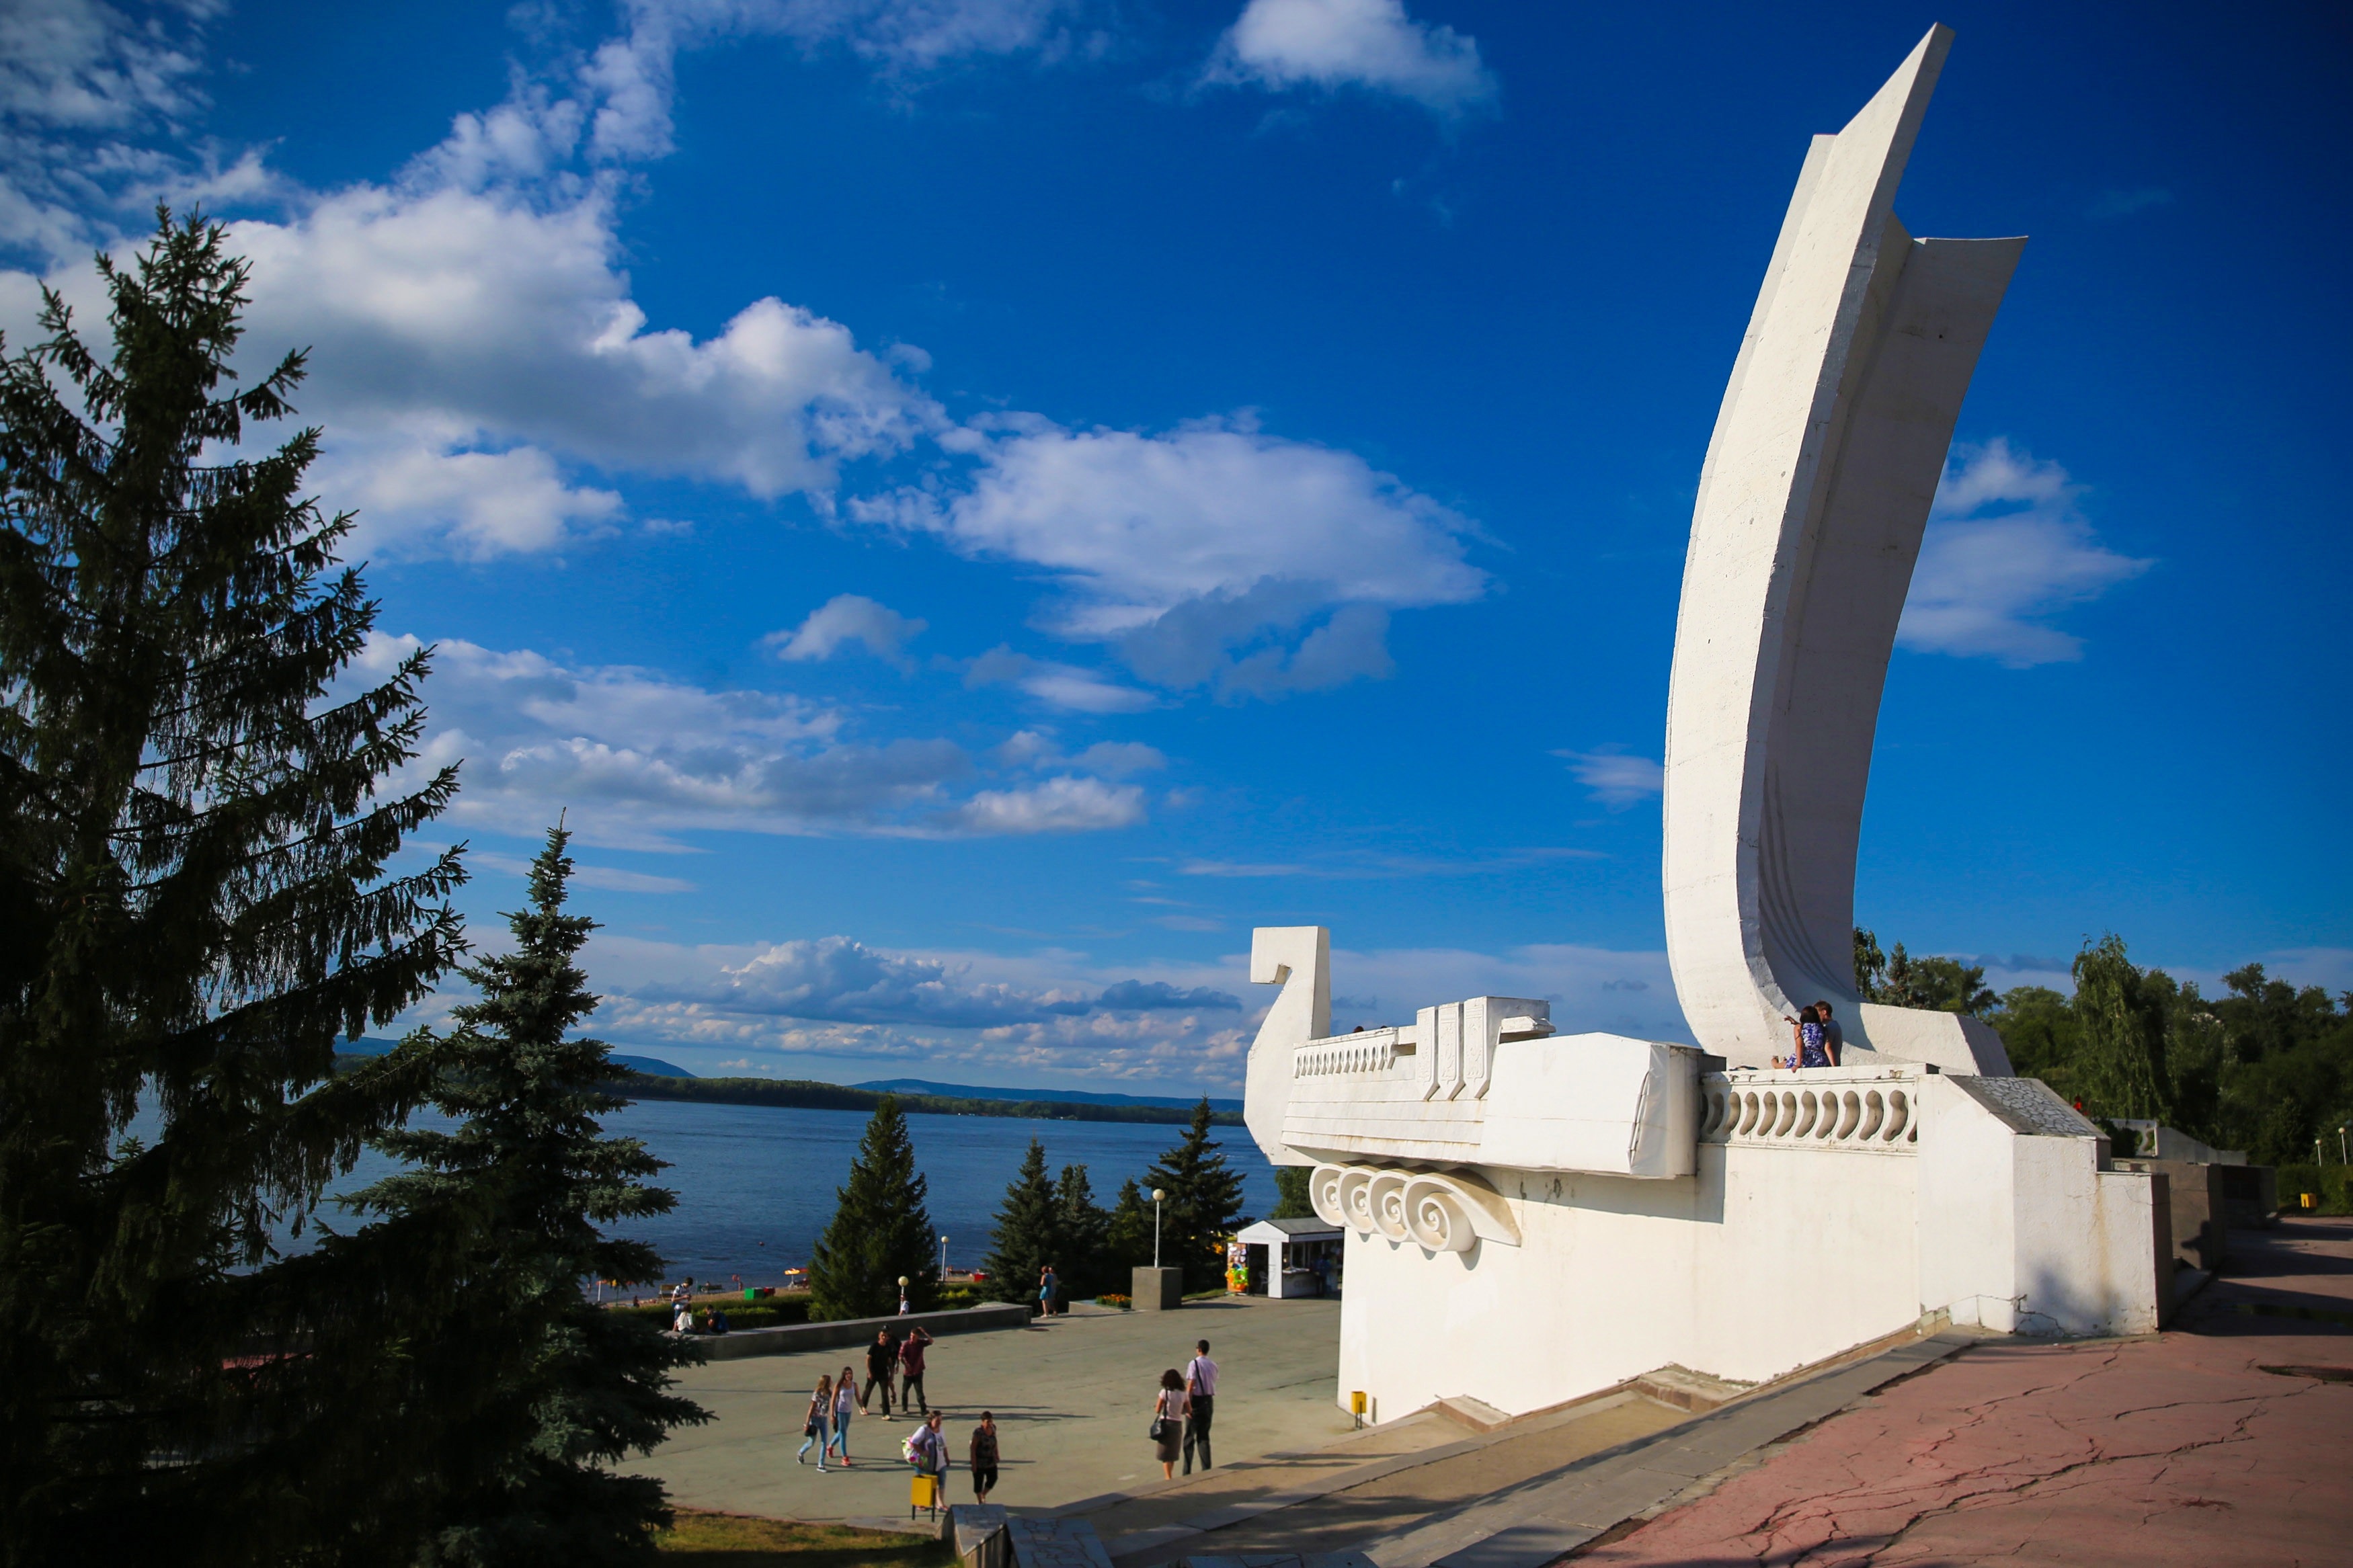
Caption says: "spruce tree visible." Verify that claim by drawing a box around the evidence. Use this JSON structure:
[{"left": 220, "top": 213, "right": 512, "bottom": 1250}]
[
  {"left": 808, "top": 1096, "right": 938, "bottom": 1319},
  {"left": 980, "top": 1137, "right": 1058, "bottom": 1305},
  {"left": 1272, "top": 1166, "right": 1315, "bottom": 1220},
  {"left": 0, "top": 212, "right": 466, "bottom": 1561},
  {"left": 1054, "top": 1162, "right": 1109, "bottom": 1297},
  {"left": 1105, "top": 1176, "right": 1154, "bottom": 1278},
  {"left": 345, "top": 823, "right": 705, "bottom": 1564},
  {"left": 1144, "top": 1100, "right": 1246, "bottom": 1292}
]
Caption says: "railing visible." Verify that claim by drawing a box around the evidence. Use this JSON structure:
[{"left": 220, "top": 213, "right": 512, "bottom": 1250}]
[
  {"left": 1293, "top": 1031, "right": 1402, "bottom": 1078},
  {"left": 1699, "top": 1068, "right": 1919, "bottom": 1153}
]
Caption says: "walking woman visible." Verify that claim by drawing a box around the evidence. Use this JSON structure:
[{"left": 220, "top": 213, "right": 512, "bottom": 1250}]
[
  {"left": 797, "top": 1373, "right": 834, "bottom": 1471},
  {"left": 826, "top": 1364, "right": 858, "bottom": 1466},
  {"left": 1149, "top": 1368, "right": 1189, "bottom": 1480}
]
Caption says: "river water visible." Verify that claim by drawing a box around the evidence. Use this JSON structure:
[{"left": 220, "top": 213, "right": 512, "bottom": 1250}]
[{"left": 328, "top": 1099, "right": 1280, "bottom": 1290}]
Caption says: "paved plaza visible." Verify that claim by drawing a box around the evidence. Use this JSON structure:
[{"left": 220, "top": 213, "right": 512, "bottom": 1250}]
[
  {"left": 625, "top": 1294, "right": 1353, "bottom": 1521},
  {"left": 1580, "top": 1216, "right": 2353, "bottom": 1568}
]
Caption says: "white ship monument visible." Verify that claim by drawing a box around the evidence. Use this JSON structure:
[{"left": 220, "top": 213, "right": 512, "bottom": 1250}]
[{"left": 1240, "top": 26, "right": 2169, "bottom": 1424}]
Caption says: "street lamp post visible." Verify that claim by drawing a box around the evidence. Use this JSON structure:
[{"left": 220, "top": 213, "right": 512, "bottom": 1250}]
[
  {"left": 1152, "top": 1188, "right": 1166, "bottom": 1269},
  {"left": 898, "top": 1274, "right": 910, "bottom": 1315},
  {"left": 939, "top": 1234, "right": 949, "bottom": 1280}
]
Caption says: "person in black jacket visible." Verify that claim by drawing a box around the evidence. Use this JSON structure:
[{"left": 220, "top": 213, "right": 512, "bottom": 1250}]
[{"left": 861, "top": 1327, "right": 898, "bottom": 1418}]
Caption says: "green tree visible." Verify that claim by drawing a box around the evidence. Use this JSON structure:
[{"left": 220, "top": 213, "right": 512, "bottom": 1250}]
[
  {"left": 1105, "top": 1176, "right": 1154, "bottom": 1278},
  {"left": 1853, "top": 927, "right": 1888, "bottom": 999},
  {"left": 1989, "top": 985, "right": 2083, "bottom": 1094},
  {"left": 2071, "top": 934, "right": 2170, "bottom": 1123},
  {"left": 1272, "top": 1167, "right": 1315, "bottom": 1220},
  {"left": 1905, "top": 954, "right": 1997, "bottom": 1016},
  {"left": 809, "top": 1096, "right": 938, "bottom": 1319},
  {"left": 1144, "top": 1099, "right": 1246, "bottom": 1292},
  {"left": 0, "top": 212, "right": 466, "bottom": 1561},
  {"left": 1055, "top": 1162, "right": 1110, "bottom": 1296},
  {"left": 2206, "top": 965, "right": 2353, "bottom": 1166},
  {"left": 1855, "top": 927, "right": 1993, "bottom": 1014},
  {"left": 979, "top": 1137, "right": 1057, "bottom": 1305},
  {"left": 347, "top": 825, "right": 705, "bottom": 1564}
]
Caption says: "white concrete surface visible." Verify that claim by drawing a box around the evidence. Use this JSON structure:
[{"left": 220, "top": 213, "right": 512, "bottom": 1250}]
[
  {"left": 1230, "top": 28, "right": 2165, "bottom": 1435},
  {"left": 1659, "top": 23, "right": 2023, "bottom": 1072},
  {"left": 1326, "top": 1067, "right": 2161, "bottom": 1422}
]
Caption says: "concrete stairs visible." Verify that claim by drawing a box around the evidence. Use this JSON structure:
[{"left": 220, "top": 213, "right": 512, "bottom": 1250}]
[{"left": 1041, "top": 1327, "right": 1986, "bottom": 1568}]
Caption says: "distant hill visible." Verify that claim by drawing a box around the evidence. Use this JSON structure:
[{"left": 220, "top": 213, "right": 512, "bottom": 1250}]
[
  {"left": 336, "top": 1037, "right": 696, "bottom": 1079},
  {"left": 853, "top": 1077, "right": 1242, "bottom": 1114},
  {"left": 330, "top": 1043, "right": 1227, "bottom": 1124}
]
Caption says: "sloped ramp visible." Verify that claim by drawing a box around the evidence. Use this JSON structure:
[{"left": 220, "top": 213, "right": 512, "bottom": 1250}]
[
  {"left": 1071, "top": 1329, "right": 1986, "bottom": 1568},
  {"left": 1363, "top": 1332, "right": 1983, "bottom": 1568}
]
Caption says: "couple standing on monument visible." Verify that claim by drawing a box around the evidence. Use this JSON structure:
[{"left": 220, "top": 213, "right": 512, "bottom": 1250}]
[{"left": 1778, "top": 1001, "right": 1845, "bottom": 1070}]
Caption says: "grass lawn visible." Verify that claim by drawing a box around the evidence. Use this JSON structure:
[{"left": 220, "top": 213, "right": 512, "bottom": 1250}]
[{"left": 655, "top": 1510, "right": 957, "bottom": 1567}]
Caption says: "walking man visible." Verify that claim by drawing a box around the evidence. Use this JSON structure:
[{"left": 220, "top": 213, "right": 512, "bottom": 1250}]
[
  {"left": 1183, "top": 1338, "right": 1218, "bottom": 1474},
  {"left": 863, "top": 1327, "right": 898, "bottom": 1419},
  {"left": 900, "top": 1322, "right": 934, "bottom": 1415}
]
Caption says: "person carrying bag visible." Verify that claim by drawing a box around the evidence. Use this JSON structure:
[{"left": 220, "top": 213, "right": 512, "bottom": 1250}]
[{"left": 1148, "top": 1368, "right": 1187, "bottom": 1480}]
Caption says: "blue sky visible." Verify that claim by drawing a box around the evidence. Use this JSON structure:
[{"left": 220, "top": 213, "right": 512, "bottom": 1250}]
[{"left": 5, "top": 0, "right": 2346, "bottom": 1094}]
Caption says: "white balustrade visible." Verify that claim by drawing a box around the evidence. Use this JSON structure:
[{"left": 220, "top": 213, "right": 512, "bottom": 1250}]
[
  {"left": 1698, "top": 1068, "right": 1919, "bottom": 1154},
  {"left": 1293, "top": 1032, "right": 1402, "bottom": 1078}
]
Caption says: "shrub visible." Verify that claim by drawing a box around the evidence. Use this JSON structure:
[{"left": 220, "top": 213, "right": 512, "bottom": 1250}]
[{"left": 2276, "top": 1164, "right": 2353, "bottom": 1216}]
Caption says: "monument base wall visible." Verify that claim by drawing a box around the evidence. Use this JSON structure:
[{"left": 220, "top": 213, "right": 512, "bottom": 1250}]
[
  {"left": 1334, "top": 1142, "right": 1919, "bottom": 1422},
  {"left": 1327, "top": 1069, "right": 2165, "bottom": 1423}
]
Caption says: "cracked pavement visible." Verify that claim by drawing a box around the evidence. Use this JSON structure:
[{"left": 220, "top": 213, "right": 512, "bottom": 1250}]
[{"left": 1570, "top": 1216, "right": 2353, "bottom": 1567}]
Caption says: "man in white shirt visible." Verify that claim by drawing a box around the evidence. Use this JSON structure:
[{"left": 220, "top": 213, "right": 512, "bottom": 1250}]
[{"left": 1183, "top": 1339, "right": 1218, "bottom": 1473}]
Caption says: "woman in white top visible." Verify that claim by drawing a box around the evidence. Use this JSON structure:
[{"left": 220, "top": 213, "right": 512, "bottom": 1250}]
[
  {"left": 797, "top": 1373, "right": 833, "bottom": 1471},
  {"left": 827, "top": 1364, "right": 858, "bottom": 1465},
  {"left": 1150, "top": 1368, "right": 1189, "bottom": 1479}
]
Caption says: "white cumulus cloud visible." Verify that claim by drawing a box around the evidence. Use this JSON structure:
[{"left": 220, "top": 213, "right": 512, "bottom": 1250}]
[
  {"left": 867, "top": 415, "right": 1485, "bottom": 697},
  {"left": 315, "top": 438, "right": 625, "bottom": 559},
  {"left": 949, "top": 775, "right": 1146, "bottom": 834},
  {"left": 645, "top": 934, "right": 1095, "bottom": 1027},
  {"left": 1207, "top": 0, "right": 1497, "bottom": 116},
  {"left": 355, "top": 632, "right": 1149, "bottom": 848},
  {"left": 768, "top": 593, "right": 928, "bottom": 666},
  {"left": 1900, "top": 440, "right": 2152, "bottom": 667},
  {"left": 225, "top": 181, "right": 934, "bottom": 528}
]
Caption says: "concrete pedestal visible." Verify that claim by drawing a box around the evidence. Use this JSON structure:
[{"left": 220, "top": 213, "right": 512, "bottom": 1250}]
[{"left": 1132, "top": 1266, "right": 1183, "bottom": 1311}]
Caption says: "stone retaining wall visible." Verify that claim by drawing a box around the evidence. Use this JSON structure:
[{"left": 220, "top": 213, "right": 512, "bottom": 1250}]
[{"left": 696, "top": 1302, "right": 1032, "bottom": 1361}]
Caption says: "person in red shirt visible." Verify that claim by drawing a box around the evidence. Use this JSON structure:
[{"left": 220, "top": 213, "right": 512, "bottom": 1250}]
[{"left": 899, "top": 1323, "right": 933, "bottom": 1415}]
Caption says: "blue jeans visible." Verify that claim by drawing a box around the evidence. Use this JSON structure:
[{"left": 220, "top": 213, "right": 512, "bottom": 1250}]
[
  {"left": 827, "top": 1413, "right": 852, "bottom": 1458},
  {"left": 798, "top": 1420, "right": 830, "bottom": 1468}
]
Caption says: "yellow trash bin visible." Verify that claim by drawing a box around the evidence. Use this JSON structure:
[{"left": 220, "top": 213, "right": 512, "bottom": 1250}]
[{"left": 910, "top": 1473, "right": 939, "bottom": 1518}]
